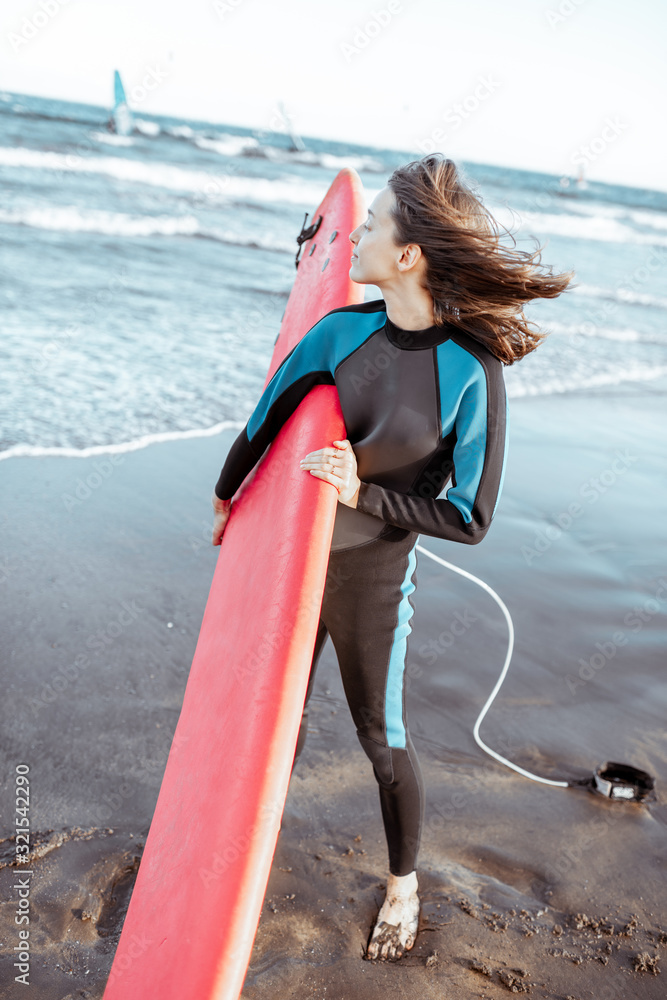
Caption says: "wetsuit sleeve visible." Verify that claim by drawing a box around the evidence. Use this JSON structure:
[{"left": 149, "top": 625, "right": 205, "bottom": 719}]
[
  {"left": 355, "top": 366, "right": 509, "bottom": 544},
  {"left": 214, "top": 320, "right": 335, "bottom": 501}
]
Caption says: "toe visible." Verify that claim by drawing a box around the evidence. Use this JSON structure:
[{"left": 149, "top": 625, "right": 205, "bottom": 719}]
[{"left": 367, "top": 913, "right": 418, "bottom": 962}]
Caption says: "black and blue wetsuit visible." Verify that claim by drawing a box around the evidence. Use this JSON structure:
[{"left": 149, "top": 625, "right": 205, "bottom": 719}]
[{"left": 215, "top": 299, "right": 509, "bottom": 875}]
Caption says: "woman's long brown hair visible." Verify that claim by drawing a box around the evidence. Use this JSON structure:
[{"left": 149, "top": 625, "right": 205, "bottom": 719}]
[{"left": 387, "top": 154, "right": 577, "bottom": 365}]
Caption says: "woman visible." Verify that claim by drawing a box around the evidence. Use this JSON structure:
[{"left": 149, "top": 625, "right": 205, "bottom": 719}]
[{"left": 211, "top": 154, "right": 575, "bottom": 961}]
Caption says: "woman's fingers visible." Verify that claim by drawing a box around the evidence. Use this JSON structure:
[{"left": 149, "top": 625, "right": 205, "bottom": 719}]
[
  {"left": 300, "top": 441, "right": 355, "bottom": 470},
  {"left": 212, "top": 508, "right": 231, "bottom": 546},
  {"left": 298, "top": 441, "right": 360, "bottom": 506},
  {"left": 301, "top": 451, "right": 344, "bottom": 492},
  {"left": 301, "top": 459, "right": 348, "bottom": 473}
]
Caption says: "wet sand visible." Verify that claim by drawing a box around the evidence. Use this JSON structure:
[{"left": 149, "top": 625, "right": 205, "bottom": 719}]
[{"left": 1, "top": 377, "right": 666, "bottom": 999}]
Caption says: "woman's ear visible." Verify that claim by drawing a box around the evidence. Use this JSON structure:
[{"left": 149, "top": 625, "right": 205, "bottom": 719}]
[{"left": 397, "top": 243, "right": 423, "bottom": 272}]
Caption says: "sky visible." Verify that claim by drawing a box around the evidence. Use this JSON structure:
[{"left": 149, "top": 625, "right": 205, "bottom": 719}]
[{"left": 1, "top": 0, "right": 665, "bottom": 191}]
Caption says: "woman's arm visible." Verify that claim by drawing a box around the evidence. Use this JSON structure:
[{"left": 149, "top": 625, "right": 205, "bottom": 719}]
[{"left": 213, "top": 318, "right": 336, "bottom": 503}]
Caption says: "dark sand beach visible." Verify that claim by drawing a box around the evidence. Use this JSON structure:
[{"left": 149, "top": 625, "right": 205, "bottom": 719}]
[{"left": 1, "top": 377, "right": 666, "bottom": 999}]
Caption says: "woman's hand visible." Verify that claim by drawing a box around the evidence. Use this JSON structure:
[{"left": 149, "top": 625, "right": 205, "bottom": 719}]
[
  {"left": 299, "top": 439, "right": 361, "bottom": 507},
  {"left": 212, "top": 494, "right": 232, "bottom": 546}
]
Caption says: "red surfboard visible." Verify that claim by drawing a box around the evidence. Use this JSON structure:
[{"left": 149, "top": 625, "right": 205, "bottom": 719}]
[{"left": 103, "top": 169, "right": 366, "bottom": 1000}]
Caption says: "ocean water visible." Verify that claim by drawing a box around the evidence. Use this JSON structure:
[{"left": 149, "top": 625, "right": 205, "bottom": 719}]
[{"left": 1, "top": 91, "right": 666, "bottom": 461}]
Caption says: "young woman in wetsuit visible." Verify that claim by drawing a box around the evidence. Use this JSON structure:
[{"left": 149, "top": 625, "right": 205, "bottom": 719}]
[{"left": 211, "top": 154, "right": 575, "bottom": 962}]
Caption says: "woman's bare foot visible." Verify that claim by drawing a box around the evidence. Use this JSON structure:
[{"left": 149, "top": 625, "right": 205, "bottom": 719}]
[{"left": 365, "top": 870, "right": 420, "bottom": 961}]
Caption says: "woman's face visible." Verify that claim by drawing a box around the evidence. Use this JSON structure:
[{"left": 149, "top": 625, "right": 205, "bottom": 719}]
[{"left": 349, "top": 186, "right": 403, "bottom": 286}]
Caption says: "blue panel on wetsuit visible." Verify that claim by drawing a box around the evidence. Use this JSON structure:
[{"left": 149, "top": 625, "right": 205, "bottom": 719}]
[
  {"left": 246, "top": 309, "right": 381, "bottom": 445},
  {"left": 435, "top": 339, "right": 489, "bottom": 525},
  {"left": 384, "top": 544, "right": 418, "bottom": 748}
]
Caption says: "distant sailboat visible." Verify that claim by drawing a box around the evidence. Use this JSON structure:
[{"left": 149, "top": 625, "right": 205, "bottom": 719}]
[
  {"left": 575, "top": 162, "right": 588, "bottom": 190},
  {"left": 557, "top": 161, "right": 588, "bottom": 197},
  {"left": 277, "top": 100, "right": 305, "bottom": 153},
  {"left": 108, "top": 70, "right": 133, "bottom": 136},
  {"left": 251, "top": 101, "right": 306, "bottom": 161}
]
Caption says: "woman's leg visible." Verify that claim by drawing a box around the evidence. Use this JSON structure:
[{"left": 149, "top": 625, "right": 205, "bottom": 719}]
[
  {"left": 291, "top": 617, "right": 329, "bottom": 769},
  {"left": 320, "top": 531, "right": 424, "bottom": 958}
]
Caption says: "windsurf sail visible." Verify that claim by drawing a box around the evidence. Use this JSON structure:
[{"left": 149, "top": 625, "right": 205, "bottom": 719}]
[
  {"left": 278, "top": 100, "right": 305, "bottom": 152},
  {"left": 109, "top": 70, "right": 133, "bottom": 136},
  {"left": 557, "top": 162, "right": 588, "bottom": 198}
]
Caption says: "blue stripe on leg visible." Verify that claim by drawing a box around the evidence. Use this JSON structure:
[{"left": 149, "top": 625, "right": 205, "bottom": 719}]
[{"left": 385, "top": 545, "right": 418, "bottom": 748}]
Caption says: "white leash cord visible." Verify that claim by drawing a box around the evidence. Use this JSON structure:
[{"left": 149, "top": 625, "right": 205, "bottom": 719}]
[{"left": 416, "top": 543, "right": 569, "bottom": 788}]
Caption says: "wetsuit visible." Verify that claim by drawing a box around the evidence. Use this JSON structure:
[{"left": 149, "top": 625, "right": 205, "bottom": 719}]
[{"left": 214, "top": 299, "right": 509, "bottom": 875}]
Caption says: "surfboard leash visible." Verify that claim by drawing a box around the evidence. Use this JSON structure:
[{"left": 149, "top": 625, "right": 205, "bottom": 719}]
[{"left": 415, "top": 543, "right": 569, "bottom": 788}]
